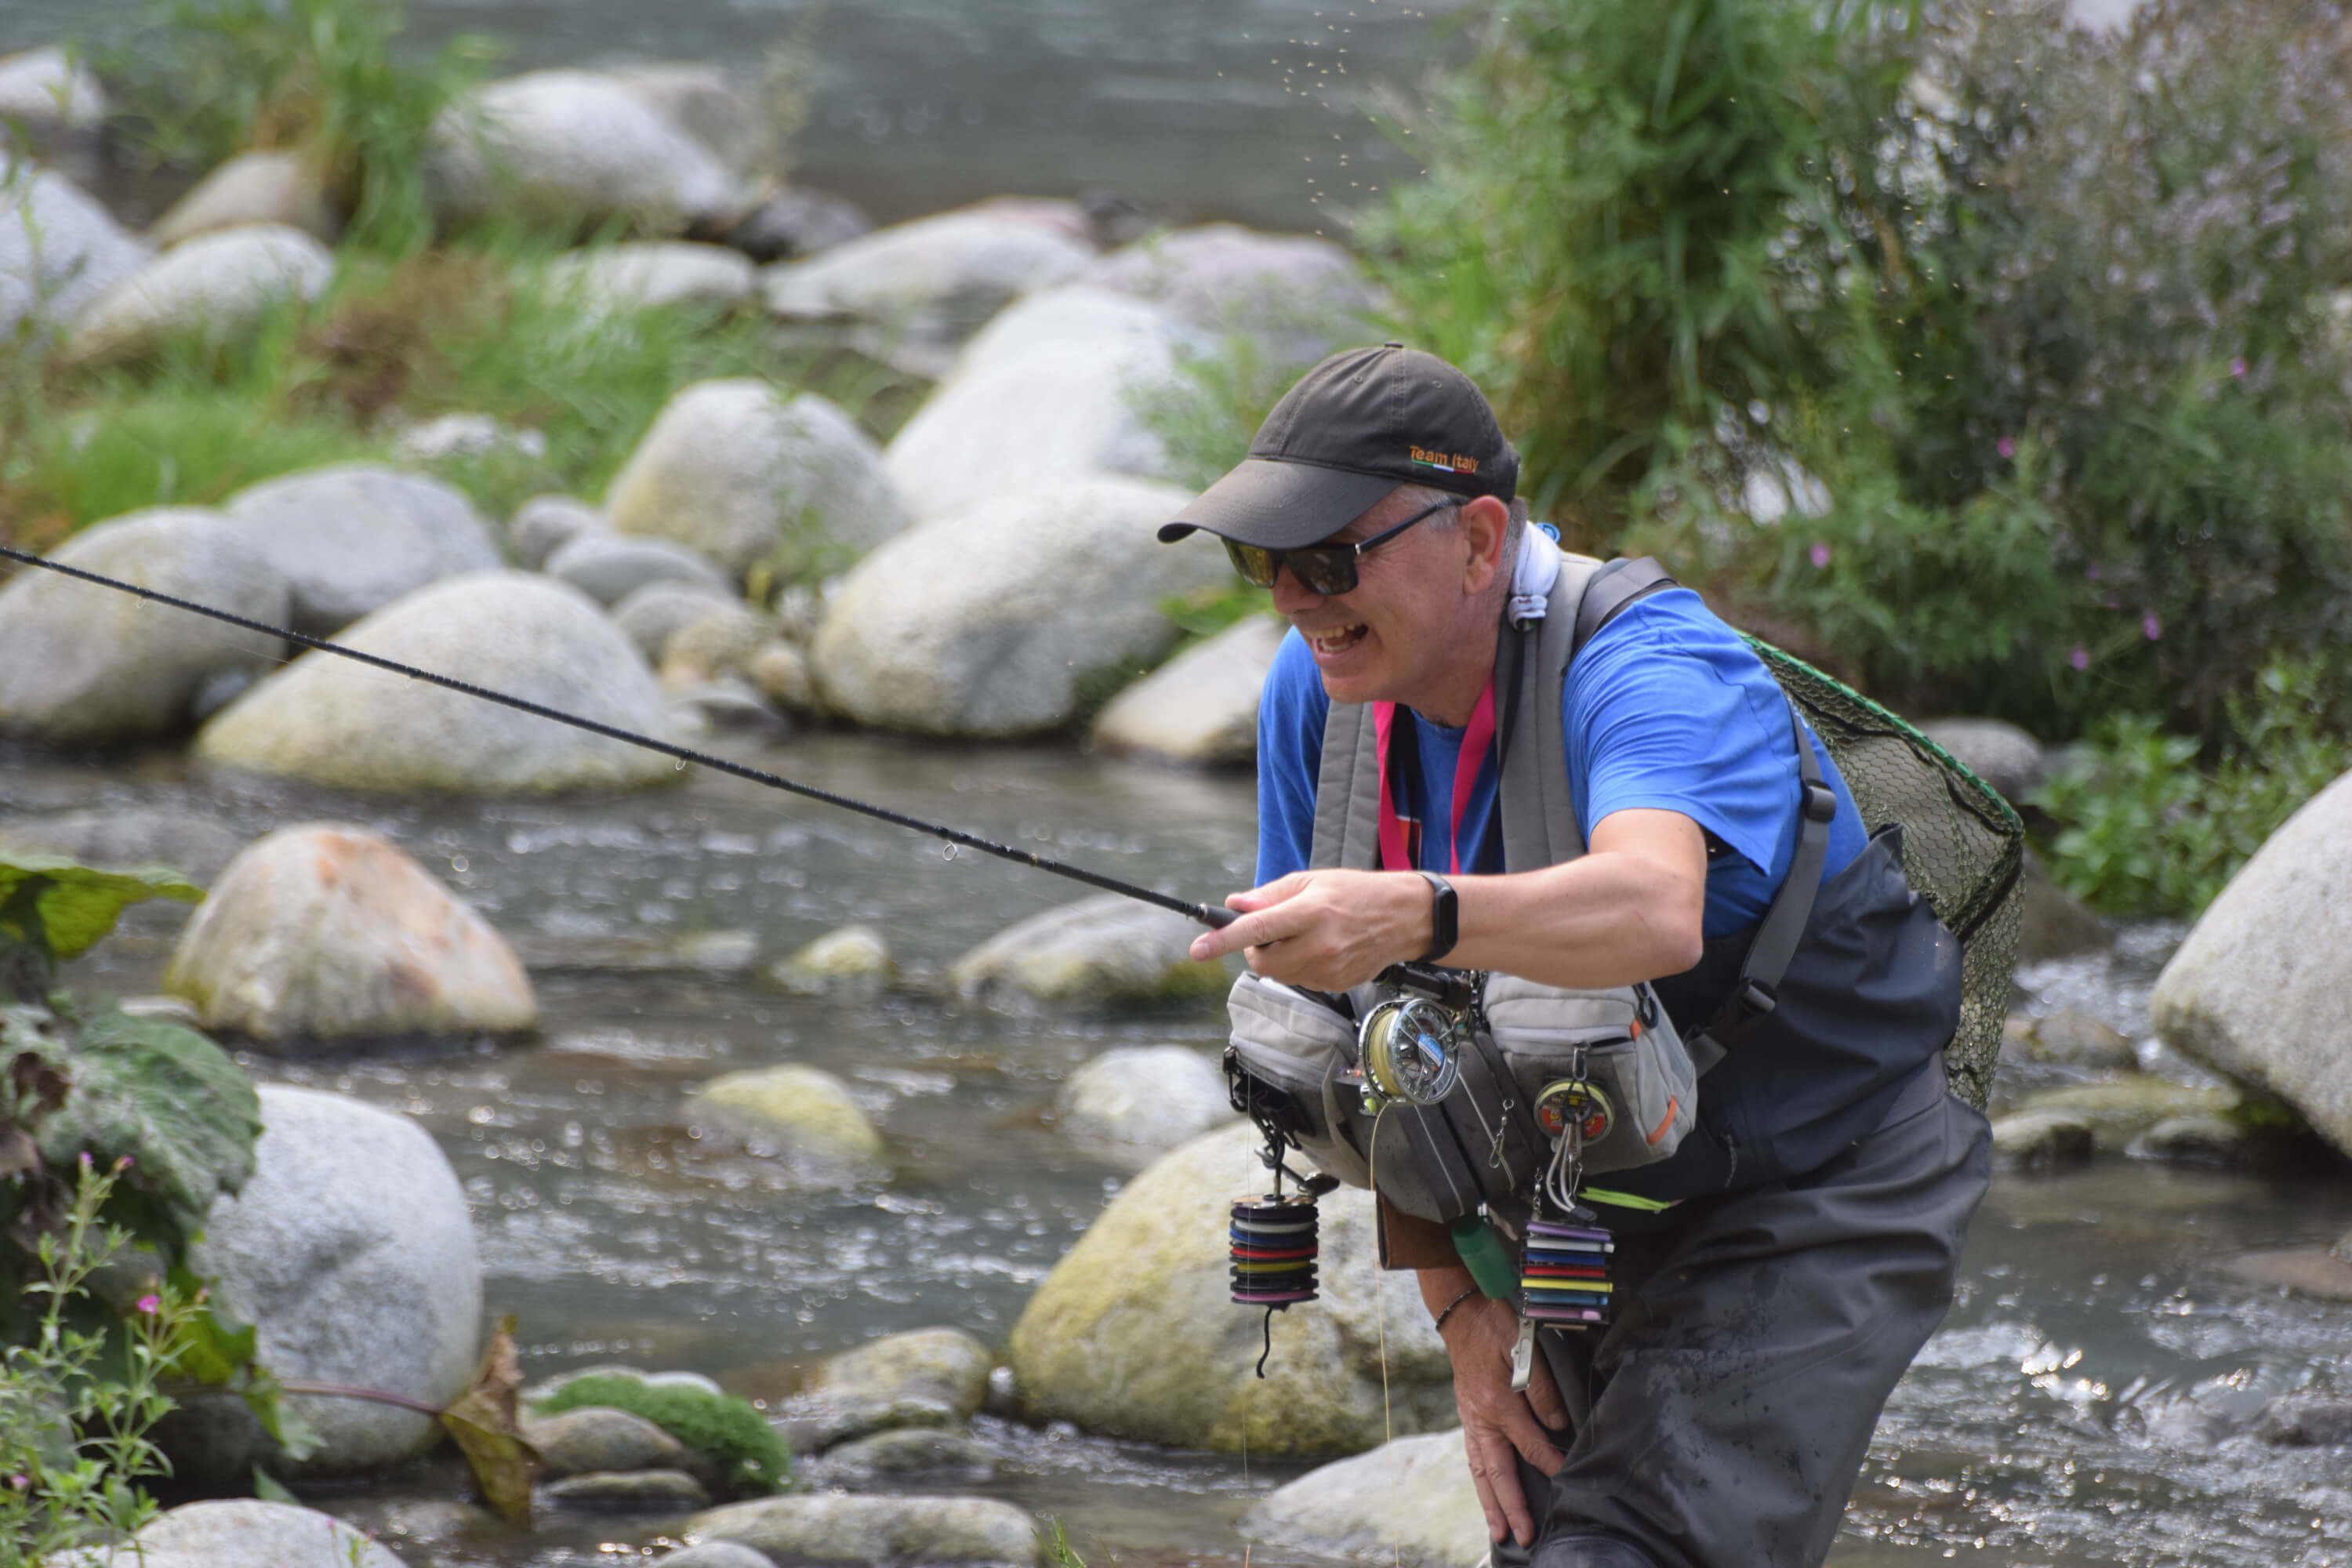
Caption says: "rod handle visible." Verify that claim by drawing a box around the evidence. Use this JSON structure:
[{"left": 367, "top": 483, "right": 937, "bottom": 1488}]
[{"left": 1196, "top": 904, "right": 1240, "bottom": 929}]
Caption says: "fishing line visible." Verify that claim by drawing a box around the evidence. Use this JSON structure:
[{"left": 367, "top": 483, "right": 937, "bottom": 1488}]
[{"left": 0, "top": 544, "right": 1241, "bottom": 931}]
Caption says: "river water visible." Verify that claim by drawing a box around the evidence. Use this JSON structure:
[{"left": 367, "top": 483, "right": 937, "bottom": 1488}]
[{"left": 13, "top": 728, "right": 2349, "bottom": 1568}]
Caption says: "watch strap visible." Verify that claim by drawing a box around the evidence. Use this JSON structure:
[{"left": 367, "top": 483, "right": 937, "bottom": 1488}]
[{"left": 1414, "top": 869, "right": 1458, "bottom": 963}]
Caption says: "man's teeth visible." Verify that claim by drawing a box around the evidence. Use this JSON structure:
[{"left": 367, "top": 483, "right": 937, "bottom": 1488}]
[{"left": 1309, "top": 625, "right": 1367, "bottom": 654}]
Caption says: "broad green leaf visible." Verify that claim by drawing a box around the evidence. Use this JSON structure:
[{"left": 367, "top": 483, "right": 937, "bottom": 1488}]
[
  {"left": 0, "top": 854, "right": 205, "bottom": 963},
  {"left": 252, "top": 1467, "right": 300, "bottom": 1506},
  {"left": 34, "top": 1002, "right": 262, "bottom": 1254},
  {"left": 439, "top": 1315, "right": 537, "bottom": 1528}
]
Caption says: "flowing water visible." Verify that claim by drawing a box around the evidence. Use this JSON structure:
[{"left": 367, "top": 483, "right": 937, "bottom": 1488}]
[{"left": 12, "top": 729, "right": 2350, "bottom": 1568}]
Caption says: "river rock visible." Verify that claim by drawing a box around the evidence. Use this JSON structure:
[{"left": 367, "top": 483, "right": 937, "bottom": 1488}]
[
  {"left": 52, "top": 1500, "right": 410, "bottom": 1568},
  {"left": 545, "top": 241, "right": 757, "bottom": 312},
  {"left": 0, "top": 808, "right": 245, "bottom": 884},
  {"left": 546, "top": 1469, "right": 711, "bottom": 1509},
  {"left": 687, "top": 1494, "right": 1036, "bottom": 1567},
  {"left": 1055, "top": 1045, "right": 1236, "bottom": 1151},
  {"left": 658, "top": 1545, "right": 775, "bottom": 1568},
  {"left": 1918, "top": 717, "right": 2047, "bottom": 805},
  {"left": 2008, "top": 1080, "right": 2238, "bottom": 1152},
  {"left": 814, "top": 476, "right": 1218, "bottom": 737},
  {"left": 761, "top": 205, "right": 1094, "bottom": 367},
  {"left": 546, "top": 531, "right": 731, "bottom": 606},
  {"left": 1, "top": 162, "right": 149, "bottom": 343},
  {"left": 2014, "top": 1009, "right": 2136, "bottom": 1070},
  {"left": 1243, "top": 1428, "right": 1487, "bottom": 1568},
  {"left": 1008, "top": 1119, "right": 1454, "bottom": 1454},
  {"left": 390, "top": 412, "right": 547, "bottom": 467},
  {"left": 776, "top": 1327, "right": 991, "bottom": 1452},
  {"left": 2224, "top": 1238, "right": 2352, "bottom": 1303},
  {"left": 196, "top": 571, "right": 677, "bottom": 794},
  {"left": 765, "top": 924, "right": 893, "bottom": 994},
  {"left": 1989, "top": 1109, "right": 2095, "bottom": 1172},
  {"left": 688, "top": 1063, "right": 885, "bottom": 1175},
  {"left": 660, "top": 602, "right": 775, "bottom": 686},
  {"left": 2129, "top": 1114, "right": 2261, "bottom": 1166},
  {"left": 150, "top": 151, "right": 339, "bottom": 249},
  {"left": 884, "top": 285, "right": 1186, "bottom": 521},
  {"left": 746, "top": 641, "right": 818, "bottom": 716},
  {"left": 2150, "top": 769, "right": 2352, "bottom": 1158},
  {"left": 67, "top": 223, "right": 335, "bottom": 363},
  {"left": 608, "top": 64, "right": 771, "bottom": 183},
  {"left": 0, "top": 507, "right": 288, "bottom": 746},
  {"left": 614, "top": 579, "right": 742, "bottom": 661},
  {"left": 2255, "top": 1394, "right": 2352, "bottom": 1447},
  {"left": 1083, "top": 223, "right": 1379, "bottom": 362},
  {"left": 510, "top": 493, "right": 610, "bottom": 569},
  {"left": 605, "top": 379, "right": 906, "bottom": 580},
  {"left": 163, "top": 823, "right": 536, "bottom": 1044},
  {"left": 1091, "top": 615, "right": 1285, "bottom": 768},
  {"left": 0, "top": 48, "right": 106, "bottom": 138},
  {"left": 2016, "top": 851, "right": 2111, "bottom": 961},
  {"left": 727, "top": 187, "right": 873, "bottom": 262},
  {"left": 950, "top": 894, "right": 1228, "bottom": 1007},
  {"left": 525, "top": 1405, "right": 695, "bottom": 1478},
  {"left": 429, "top": 69, "right": 741, "bottom": 236},
  {"left": 223, "top": 463, "right": 501, "bottom": 636},
  {"left": 187, "top": 1087, "right": 482, "bottom": 1477},
  {"left": 812, "top": 1426, "right": 997, "bottom": 1483}
]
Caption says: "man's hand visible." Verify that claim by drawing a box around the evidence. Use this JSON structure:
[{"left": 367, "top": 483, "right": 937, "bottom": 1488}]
[
  {"left": 1443, "top": 1294, "right": 1570, "bottom": 1548},
  {"left": 1185, "top": 869, "right": 1432, "bottom": 990}
]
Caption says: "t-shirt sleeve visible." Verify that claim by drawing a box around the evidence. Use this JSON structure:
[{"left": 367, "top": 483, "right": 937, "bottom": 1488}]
[{"left": 1254, "top": 628, "right": 1328, "bottom": 884}]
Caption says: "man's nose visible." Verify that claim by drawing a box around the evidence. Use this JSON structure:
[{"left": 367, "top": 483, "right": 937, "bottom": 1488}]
[{"left": 1270, "top": 562, "right": 1325, "bottom": 614}]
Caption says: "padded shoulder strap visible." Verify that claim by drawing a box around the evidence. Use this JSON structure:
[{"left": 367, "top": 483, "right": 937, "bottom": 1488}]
[
  {"left": 1573, "top": 556, "right": 1679, "bottom": 652},
  {"left": 1310, "top": 699, "right": 1382, "bottom": 870}
]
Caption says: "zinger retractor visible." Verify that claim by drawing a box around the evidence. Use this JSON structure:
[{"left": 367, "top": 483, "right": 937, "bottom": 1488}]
[{"left": 1356, "top": 994, "right": 1468, "bottom": 1112}]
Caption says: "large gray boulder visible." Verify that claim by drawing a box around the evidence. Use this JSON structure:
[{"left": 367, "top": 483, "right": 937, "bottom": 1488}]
[
  {"left": 1054, "top": 1045, "right": 1237, "bottom": 1152},
  {"left": 608, "top": 64, "right": 771, "bottom": 184},
  {"left": 2151, "top": 769, "right": 2352, "bottom": 1157},
  {"left": 687, "top": 1494, "right": 1036, "bottom": 1567},
  {"left": 950, "top": 894, "right": 1228, "bottom": 1007},
  {"left": 164, "top": 823, "right": 535, "bottom": 1044},
  {"left": 67, "top": 223, "right": 334, "bottom": 362},
  {"left": 0, "top": 508, "right": 287, "bottom": 746},
  {"left": 1007, "top": 1120, "right": 1454, "bottom": 1454},
  {"left": 0, "top": 48, "right": 107, "bottom": 138},
  {"left": 543, "top": 241, "right": 757, "bottom": 312},
  {"left": 883, "top": 285, "right": 1187, "bottom": 522},
  {"left": 149, "top": 151, "right": 339, "bottom": 249},
  {"left": 188, "top": 1087, "right": 483, "bottom": 1477},
  {"left": 196, "top": 571, "right": 677, "bottom": 794},
  {"left": 775, "top": 1327, "right": 993, "bottom": 1452},
  {"left": 52, "top": 1499, "right": 409, "bottom": 1568},
  {"left": 0, "top": 162, "right": 150, "bottom": 343},
  {"left": 428, "top": 69, "right": 740, "bottom": 236},
  {"left": 1083, "top": 222, "right": 1380, "bottom": 362},
  {"left": 546, "top": 531, "right": 731, "bottom": 606},
  {"left": 1243, "top": 1428, "right": 1488, "bottom": 1568},
  {"left": 761, "top": 205, "right": 1094, "bottom": 372},
  {"left": 223, "top": 463, "right": 500, "bottom": 636},
  {"left": 605, "top": 379, "right": 906, "bottom": 580},
  {"left": 1090, "top": 615, "right": 1286, "bottom": 768},
  {"left": 813, "top": 476, "right": 1220, "bottom": 737}
]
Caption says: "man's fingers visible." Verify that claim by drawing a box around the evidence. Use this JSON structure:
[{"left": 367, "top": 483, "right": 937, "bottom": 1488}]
[
  {"left": 1524, "top": 1356, "right": 1570, "bottom": 1433},
  {"left": 1465, "top": 1425, "right": 1536, "bottom": 1547}
]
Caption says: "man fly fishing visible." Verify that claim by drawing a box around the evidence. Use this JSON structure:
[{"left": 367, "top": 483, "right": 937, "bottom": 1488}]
[{"left": 1170, "top": 345, "right": 1994, "bottom": 1568}]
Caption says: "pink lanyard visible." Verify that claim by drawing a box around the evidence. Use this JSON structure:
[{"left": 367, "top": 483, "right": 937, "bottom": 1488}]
[{"left": 1374, "top": 681, "right": 1498, "bottom": 875}]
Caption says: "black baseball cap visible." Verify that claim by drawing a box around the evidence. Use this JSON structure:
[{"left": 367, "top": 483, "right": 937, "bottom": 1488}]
[{"left": 1157, "top": 343, "right": 1519, "bottom": 549}]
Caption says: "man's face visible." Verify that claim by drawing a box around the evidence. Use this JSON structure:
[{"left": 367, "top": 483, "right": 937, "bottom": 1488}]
[{"left": 1271, "top": 488, "right": 1486, "bottom": 711}]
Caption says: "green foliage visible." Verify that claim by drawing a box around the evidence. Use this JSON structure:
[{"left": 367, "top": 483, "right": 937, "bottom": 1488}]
[
  {"left": 85, "top": 0, "right": 497, "bottom": 255},
  {"left": 537, "top": 1373, "right": 793, "bottom": 1497},
  {"left": 2032, "top": 661, "right": 2352, "bottom": 917},
  {"left": 0, "top": 857, "right": 204, "bottom": 978}
]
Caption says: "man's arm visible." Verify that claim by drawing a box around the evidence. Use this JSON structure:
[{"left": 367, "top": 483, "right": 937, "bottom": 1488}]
[{"left": 1188, "top": 808, "right": 1707, "bottom": 991}]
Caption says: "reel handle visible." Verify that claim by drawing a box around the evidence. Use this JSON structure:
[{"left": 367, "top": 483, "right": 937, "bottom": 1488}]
[{"left": 1377, "top": 960, "right": 1479, "bottom": 1010}]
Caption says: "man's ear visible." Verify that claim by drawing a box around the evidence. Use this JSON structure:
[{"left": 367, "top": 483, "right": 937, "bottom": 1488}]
[{"left": 1457, "top": 495, "right": 1512, "bottom": 593}]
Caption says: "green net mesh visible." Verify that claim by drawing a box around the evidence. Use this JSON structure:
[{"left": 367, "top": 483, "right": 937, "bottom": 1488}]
[{"left": 1746, "top": 639, "right": 2024, "bottom": 1112}]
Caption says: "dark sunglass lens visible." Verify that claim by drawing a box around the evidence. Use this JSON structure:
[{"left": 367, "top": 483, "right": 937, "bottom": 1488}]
[
  {"left": 1289, "top": 549, "right": 1358, "bottom": 597},
  {"left": 1225, "top": 540, "right": 1278, "bottom": 587}
]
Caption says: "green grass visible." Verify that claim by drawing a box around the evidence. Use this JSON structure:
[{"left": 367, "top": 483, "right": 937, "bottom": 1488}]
[{"left": 535, "top": 1372, "right": 792, "bottom": 1497}]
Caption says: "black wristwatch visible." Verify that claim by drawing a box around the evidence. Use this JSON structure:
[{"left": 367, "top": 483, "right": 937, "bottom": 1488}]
[{"left": 1414, "top": 869, "right": 1458, "bottom": 962}]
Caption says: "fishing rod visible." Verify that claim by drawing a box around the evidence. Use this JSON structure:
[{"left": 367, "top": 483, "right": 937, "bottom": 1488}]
[{"left": 0, "top": 542, "right": 1245, "bottom": 931}]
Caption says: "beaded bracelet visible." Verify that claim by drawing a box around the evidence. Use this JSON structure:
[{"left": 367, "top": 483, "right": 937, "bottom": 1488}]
[{"left": 1432, "top": 1285, "right": 1480, "bottom": 1336}]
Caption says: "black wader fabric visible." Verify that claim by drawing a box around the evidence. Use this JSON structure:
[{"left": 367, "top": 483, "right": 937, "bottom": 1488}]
[{"left": 1493, "top": 1062, "right": 1991, "bottom": 1568}]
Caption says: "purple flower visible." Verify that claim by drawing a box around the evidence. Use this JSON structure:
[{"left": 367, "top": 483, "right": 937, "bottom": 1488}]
[
  {"left": 2069, "top": 645, "right": 2090, "bottom": 672},
  {"left": 1997, "top": 435, "right": 2017, "bottom": 460},
  {"left": 1808, "top": 541, "right": 1832, "bottom": 569},
  {"left": 77, "top": 1151, "right": 91, "bottom": 1171},
  {"left": 135, "top": 1294, "right": 160, "bottom": 1316},
  {"left": 7, "top": 1474, "right": 27, "bottom": 1492},
  {"left": 2143, "top": 612, "right": 2161, "bottom": 641},
  {"left": 2230, "top": 356, "right": 2248, "bottom": 379}
]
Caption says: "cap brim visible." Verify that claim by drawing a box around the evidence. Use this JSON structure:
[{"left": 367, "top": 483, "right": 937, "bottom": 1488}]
[{"left": 1156, "top": 459, "right": 1399, "bottom": 549}]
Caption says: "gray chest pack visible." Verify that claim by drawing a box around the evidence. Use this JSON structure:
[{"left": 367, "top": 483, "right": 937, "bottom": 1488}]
[{"left": 1221, "top": 551, "right": 1835, "bottom": 1225}]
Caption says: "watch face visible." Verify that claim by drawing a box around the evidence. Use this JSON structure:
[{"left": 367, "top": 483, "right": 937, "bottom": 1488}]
[
  {"left": 1360, "top": 997, "right": 1464, "bottom": 1105},
  {"left": 1535, "top": 1078, "right": 1614, "bottom": 1144}
]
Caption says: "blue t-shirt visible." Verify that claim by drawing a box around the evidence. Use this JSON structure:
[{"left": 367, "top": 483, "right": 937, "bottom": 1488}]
[{"left": 1254, "top": 588, "right": 1867, "bottom": 938}]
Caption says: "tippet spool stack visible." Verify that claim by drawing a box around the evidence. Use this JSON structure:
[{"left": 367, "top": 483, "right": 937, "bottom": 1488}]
[
  {"left": 1519, "top": 1208, "right": 1614, "bottom": 1328},
  {"left": 1229, "top": 1195, "right": 1319, "bottom": 1306}
]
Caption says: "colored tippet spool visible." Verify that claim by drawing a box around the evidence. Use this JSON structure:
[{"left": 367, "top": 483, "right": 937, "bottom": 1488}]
[
  {"left": 1534, "top": 1077, "right": 1614, "bottom": 1145},
  {"left": 1358, "top": 996, "right": 1467, "bottom": 1108},
  {"left": 1519, "top": 1214, "right": 1616, "bottom": 1330},
  {"left": 1230, "top": 1195, "right": 1319, "bottom": 1306}
]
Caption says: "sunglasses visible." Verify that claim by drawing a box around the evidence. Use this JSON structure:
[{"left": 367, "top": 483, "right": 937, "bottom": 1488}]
[{"left": 1223, "top": 499, "right": 1457, "bottom": 597}]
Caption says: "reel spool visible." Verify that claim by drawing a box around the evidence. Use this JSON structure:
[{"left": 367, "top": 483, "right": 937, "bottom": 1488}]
[
  {"left": 1534, "top": 1077, "right": 1614, "bottom": 1145},
  {"left": 1356, "top": 996, "right": 1467, "bottom": 1112},
  {"left": 1230, "top": 1195, "right": 1319, "bottom": 1306}
]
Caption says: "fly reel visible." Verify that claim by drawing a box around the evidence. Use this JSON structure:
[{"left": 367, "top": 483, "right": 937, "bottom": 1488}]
[{"left": 1356, "top": 995, "right": 1468, "bottom": 1112}]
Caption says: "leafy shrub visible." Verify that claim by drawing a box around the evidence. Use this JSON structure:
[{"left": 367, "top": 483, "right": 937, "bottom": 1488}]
[
  {"left": 536, "top": 1373, "right": 792, "bottom": 1497},
  {"left": 2033, "top": 661, "right": 2352, "bottom": 916}
]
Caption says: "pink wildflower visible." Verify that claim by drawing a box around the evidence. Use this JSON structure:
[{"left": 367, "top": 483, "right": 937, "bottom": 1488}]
[
  {"left": 2142, "top": 612, "right": 2161, "bottom": 641},
  {"left": 2230, "top": 356, "right": 2248, "bottom": 379},
  {"left": 7, "top": 1474, "right": 27, "bottom": 1492},
  {"left": 1808, "top": 541, "right": 1832, "bottom": 569},
  {"left": 2069, "top": 645, "right": 2090, "bottom": 672},
  {"left": 135, "top": 1294, "right": 160, "bottom": 1316},
  {"left": 1996, "top": 435, "right": 2017, "bottom": 460},
  {"left": 77, "top": 1151, "right": 91, "bottom": 1171}
]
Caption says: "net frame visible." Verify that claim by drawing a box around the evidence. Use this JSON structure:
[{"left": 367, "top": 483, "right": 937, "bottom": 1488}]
[{"left": 1745, "top": 638, "right": 2024, "bottom": 1111}]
